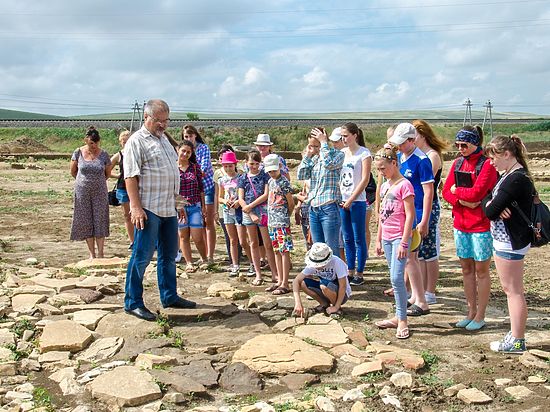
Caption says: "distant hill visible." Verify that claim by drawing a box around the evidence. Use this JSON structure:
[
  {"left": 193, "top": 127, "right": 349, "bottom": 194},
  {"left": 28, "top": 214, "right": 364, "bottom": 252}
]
[
  {"left": 2, "top": 107, "right": 548, "bottom": 120},
  {"left": 0, "top": 108, "right": 65, "bottom": 120}
]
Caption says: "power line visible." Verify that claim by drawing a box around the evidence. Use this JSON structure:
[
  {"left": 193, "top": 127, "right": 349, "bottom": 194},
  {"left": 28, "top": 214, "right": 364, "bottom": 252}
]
[{"left": 2, "top": 0, "right": 546, "bottom": 16}]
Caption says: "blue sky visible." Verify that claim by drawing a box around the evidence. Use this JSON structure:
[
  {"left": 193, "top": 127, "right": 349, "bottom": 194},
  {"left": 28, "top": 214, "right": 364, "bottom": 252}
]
[{"left": 0, "top": 0, "right": 549, "bottom": 115}]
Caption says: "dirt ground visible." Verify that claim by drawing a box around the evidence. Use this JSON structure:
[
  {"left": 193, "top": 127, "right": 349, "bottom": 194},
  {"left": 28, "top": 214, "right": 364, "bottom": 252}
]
[{"left": 0, "top": 155, "right": 549, "bottom": 411}]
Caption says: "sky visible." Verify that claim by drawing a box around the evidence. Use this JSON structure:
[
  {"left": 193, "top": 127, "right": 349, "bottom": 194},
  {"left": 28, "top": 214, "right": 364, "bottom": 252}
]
[{"left": 0, "top": 0, "right": 549, "bottom": 116}]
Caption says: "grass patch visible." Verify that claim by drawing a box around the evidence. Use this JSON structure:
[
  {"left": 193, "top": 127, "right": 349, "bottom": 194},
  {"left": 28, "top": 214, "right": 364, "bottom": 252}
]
[
  {"left": 32, "top": 387, "right": 55, "bottom": 412},
  {"left": 421, "top": 349, "right": 440, "bottom": 372},
  {"left": 360, "top": 371, "right": 385, "bottom": 383},
  {"left": 10, "top": 318, "right": 35, "bottom": 338},
  {"left": 168, "top": 330, "right": 185, "bottom": 349}
]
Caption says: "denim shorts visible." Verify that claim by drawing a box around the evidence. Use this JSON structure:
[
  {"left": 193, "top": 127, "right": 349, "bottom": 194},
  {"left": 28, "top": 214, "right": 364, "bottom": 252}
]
[
  {"left": 116, "top": 188, "right": 129, "bottom": 204},
  {"left": 178, "top": 202, "right": 204, "bottom": 229},
  {"left": 454, "top": 229, "right": 493, "bottom": 262},
  {"left": 242, "top": 205, "right": 268, "bottom": 227},
  {"left": 204, "top": 187, "right": 215, "bottom": 205},
  {"left": 494, "top": 250, "right": 525, "bottom": 261},
  {"left": 304, "top": 277, "right": 348, "bottom": 304},
  {"left": 223, "top": 208, "right": 243, "bottom": 225}
]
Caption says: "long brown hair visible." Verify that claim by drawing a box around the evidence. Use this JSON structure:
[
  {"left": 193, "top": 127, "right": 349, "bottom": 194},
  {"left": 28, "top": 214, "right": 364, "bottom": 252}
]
[
  {"left": 485, "top": 134, "right": 531, "bottom": 178},
  {"left": 412, "top": 119, "right": 448, "bottom": 155},
  {"left": 181, "top": 124, "right": 205, "bottom": 144},
  {"left": 342, "top": 122, "right": 366, "bottom": 147}
]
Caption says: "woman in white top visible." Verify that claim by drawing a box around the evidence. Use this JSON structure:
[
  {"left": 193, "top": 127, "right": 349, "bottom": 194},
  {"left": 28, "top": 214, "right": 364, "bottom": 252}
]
[{"left": 339, "top": 122, "right": 373, "bottom": 286}]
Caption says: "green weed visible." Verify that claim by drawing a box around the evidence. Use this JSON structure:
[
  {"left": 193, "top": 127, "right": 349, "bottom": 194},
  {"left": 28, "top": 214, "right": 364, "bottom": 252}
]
[
  {"left": 169, "top": 331, "right": 185, "bottom": 349},
  {"left": 363, "top": 313, "right": 370, "bottom": 322},
  {"left": 10, "top": 318, "right": 34, "bottom": 338},
  {"left": 360, "top": 371, "right": 385, "bottom": 383},
  {"left": 421, "top": 349, "right": 440, "bottom": 372},
  {"left": 274, "top": 401, "right": 299, "bottom": 411},
  {"left": 32, "top": 387, "right": 55, "bottom": 412},
  {"left": 362, "top": 387, "right": 379, "bottom": 398}
]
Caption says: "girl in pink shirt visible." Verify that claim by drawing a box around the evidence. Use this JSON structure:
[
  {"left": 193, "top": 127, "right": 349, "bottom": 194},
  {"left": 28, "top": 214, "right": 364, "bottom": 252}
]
[{"left": 374, "top": 146, "right": 415, "bottom": 339}]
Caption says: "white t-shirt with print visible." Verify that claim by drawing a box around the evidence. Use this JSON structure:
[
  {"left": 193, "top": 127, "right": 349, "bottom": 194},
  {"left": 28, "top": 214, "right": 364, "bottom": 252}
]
[
  {"left": 340, "top": 146, "right": 371, "bottom": 201},
  {"left": 302, "top": 256, "right": 352, "bottom": 297}
]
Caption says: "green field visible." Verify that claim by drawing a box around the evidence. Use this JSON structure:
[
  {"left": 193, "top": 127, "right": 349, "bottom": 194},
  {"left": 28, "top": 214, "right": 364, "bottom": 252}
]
[{"left": 0, "top": 121, "right": 549, "bottom": 154}]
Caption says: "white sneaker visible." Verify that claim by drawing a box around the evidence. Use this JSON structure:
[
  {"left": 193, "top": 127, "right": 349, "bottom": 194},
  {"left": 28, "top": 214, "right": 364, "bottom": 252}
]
[
  {"left": 175, "top": 250, "right": 182, "bottom": 263},
  {"left": 229, "top": 265, "right": 239, "bottom": 277},
  {"left": 425, "top": 291, "right": 437, "bottom": 305}
]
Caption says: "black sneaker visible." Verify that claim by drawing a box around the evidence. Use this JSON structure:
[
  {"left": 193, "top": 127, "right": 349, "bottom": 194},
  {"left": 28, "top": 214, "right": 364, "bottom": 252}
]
[{"left": 349, "top": 276, "right": 365, "bottom": 286}]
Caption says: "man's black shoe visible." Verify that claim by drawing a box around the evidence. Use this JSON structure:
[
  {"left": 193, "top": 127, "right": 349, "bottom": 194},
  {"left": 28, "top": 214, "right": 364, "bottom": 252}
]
[
  {"left": 125, "top": 306, "right": 157, "bottom": 321},
  {"left": 164, "top": 297, "right": 197, "bottom": 309}
]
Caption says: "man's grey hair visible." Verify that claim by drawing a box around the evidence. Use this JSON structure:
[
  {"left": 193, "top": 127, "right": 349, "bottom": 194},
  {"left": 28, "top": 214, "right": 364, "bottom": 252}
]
[{"left": 144, "top": 99, "right": 170, "bottom": 116}]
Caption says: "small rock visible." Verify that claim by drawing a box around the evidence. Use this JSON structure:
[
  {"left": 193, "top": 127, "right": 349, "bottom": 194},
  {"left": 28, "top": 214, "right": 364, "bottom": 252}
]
[
  {"left": 175, "top": 360, "right": 220, "bottom": 388},
  {"left": 49, "top": 367, "right": 77, "bottom": 383},
  {"left": 381, "top": 394, "right": 401, "bottom": 409},
  {"left": 135, "top": 353, "right": 177, "bottom": 369},
  {"left": 347, "top": 330, "right": 369, "bottom": 348},
  {"left": 272, "top": 317, "right": 305, "bottom": 332},
  {"left": 206, "top": 282, "right": 234, "bottom": 297},
  {"left": 350, "top": 401, "right": 368, "bottom": 412},
  {"left": 162, "top": 391, "right": 186, "bottom": 404},
  {"left": 218, "top": 289, "right": 249, "bottom": 300},
  {"left": 324, "top": 387, "right": 346, "bottom": 400},
  {"left": 71, "top": 310, "right": 110, "bottom": 330},
  {"left": 39, "top": 351, "right": 71, "bottom": 364},
  {"left": 25, "top": 258, "right": 38, "bottom": 266},
  {"left": 219, "top": 362, "right": 263, "bottom": 393},
  {"left": 527, "top": 375, "right": 546, "bottom": 383},
  {"left": 390, "top": 372, "right": 413, "bottom": 388},
  {"left": 11, "top": 294, "right": 47, "bottom": 314},
  {"left": 280, "top": 373, "right": 319, "bottom": 391},
  {"left": 21, "top": 330, "right": 34, "bottom": 342},
  {"left": 19, "top": 358, "right": 40, "bottom": 372},
  {"left": 351, "top": 360, "right": 384, "bottom": 377},
  {"left": 314, "top": 396, "right": 336, "bottom": 412},
  {"left": 247, "top": 295, "right": 277, "bottom": 310},
  {"left": 342, "top": 388, "right": 366, "bottom": 402},
  {"left": 457, "top": 388, "right": 492, "bottom": 405},
  {"left": 444, "top": 383, "right": 467, "bottom": 396},
  {"left": 60, "top": 377, "right": 83, "bottom": 395},
  {"left": 259, "top": 308, "right": 288, "bottom": 322},
  {"left": 529, "top": 349, "right": 550, "bottom": 360},
  {"left": 505, "top": 385, "right": 535, "bottom": 400},
  {"left": 76, "top": 337, "right": 124, "bottom": 362},
  {"left": 0, "top": 329, "right": 16, "bottom": 346},
  {"left": 5, "top": 390, "right": 32, "bottom": 401},
  {"left": 519, "top": 352, "right": 550, "bottom": 369},
  {"left": 494, "top": 378, "right": 512, "bottom": 386}
]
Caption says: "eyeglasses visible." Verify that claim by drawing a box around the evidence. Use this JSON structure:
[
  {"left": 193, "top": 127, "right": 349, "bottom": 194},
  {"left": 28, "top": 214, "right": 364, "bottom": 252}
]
[
  {"left": 455, "top": 142, "right": 469, "bottom": 149},
  {"left": 151, "top": 115, "right": 170, "bottom": 124}
]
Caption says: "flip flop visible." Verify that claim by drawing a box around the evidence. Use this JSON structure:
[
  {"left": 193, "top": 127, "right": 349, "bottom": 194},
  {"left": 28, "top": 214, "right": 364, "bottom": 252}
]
[
  {"left": 407, "top": 304, "right": 430, "bottom": 317},
  {"left": 396, "top": 327, "right": 410, "bottom": 339},
  {"left": 383, "top": 288, "right": 394, "bottom": 297},
  {"left": 250, "top": 278, "right": 263, "bottom": 286},
  {"left": 272, "top": 287, "right": 291, "bottom": 295},
  {"left": 375, "top": 319, "right": 399, "bottom": 329},
  {"left": 264, "top": 284, "right": 279, "bottom": 292}
]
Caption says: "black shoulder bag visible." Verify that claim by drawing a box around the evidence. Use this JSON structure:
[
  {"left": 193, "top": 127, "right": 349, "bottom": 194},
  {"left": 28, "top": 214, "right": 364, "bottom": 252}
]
[{"left": 511, "top": 192, "right": 550, "bottom": 247}]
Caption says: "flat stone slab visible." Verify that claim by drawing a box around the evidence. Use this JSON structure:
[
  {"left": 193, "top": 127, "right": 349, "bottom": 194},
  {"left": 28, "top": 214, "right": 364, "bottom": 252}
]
[
  {"left": 174, "top": 360, "right": 220, "bottom": 388},
  {"left": 28, "top": 276, "right": 77, "bottom": 292},
  {"left": 280, "top": 373, "right": 320, "bottom": 391},
  {"left": 11, "top": 294, "right": 47, "bottom": 313},
  {"left": 457, "top": 388, "right": 492, "bottom": 405},
  {"left": 505, "top": 385, "right": 535, "bottom": 400},
  {"left": 95, "top": 312, "right": 164, "bottom": 340},
  {"left": 135, "top": 353, "right": 177, "bottom": 369},
  {"left": 159, "top": 301, "right": 238, "bottom": 322},
  {"left": 76, "top": 337, "right": 124, "bottom": 362},
  {"left": 295, "top": 323, "right": 349, "bottom": 348},
  {"left": 39, "top": 320, "right": 94, "bottom": 353},
  {"left": 62, "top": 303, "right": 121, "bottom": 314},
  {"left": 86, "top": 365, "right": 161, "bottom": 407},
  {"left": 75, "top": 275, "right": 119, "bottom": 289},
  {"left": 206, "top": 282, "right": 234, "bottom": 297},
  {"left": 232, "top": 334, "right": 334, "bottom": 375},
  {"left": 11, "top": 285, "right": 56, "bottom": 296},
  {"left": 273, "top": 317, "right": 305, "bottom": 332},
  {"left": 148, "top": 369, "right": 207, "bottom": 395},
  {"left": 374, "top": 348, "right": 425, "bottom": 370},
  {"left": 351, "top": 360, "right": 385, "bottom": 377},
  {"left": 65, "top": 257, "right": 128, "bottom": 273},
  {"left": 71, "top": 310, "right": 110, "bottom": 330},
  {"left": 529, "top": 349, "right": 550, "bottom": 360}
]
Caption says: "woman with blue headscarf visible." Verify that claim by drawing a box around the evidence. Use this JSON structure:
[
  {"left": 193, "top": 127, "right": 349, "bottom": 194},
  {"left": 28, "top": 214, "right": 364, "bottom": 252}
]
[{"left": 442, "top": 125, "right": 498, "bottom": 331}]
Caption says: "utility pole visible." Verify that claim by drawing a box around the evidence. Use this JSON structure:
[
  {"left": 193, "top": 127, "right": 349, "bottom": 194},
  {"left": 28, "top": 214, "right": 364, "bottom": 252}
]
[
  {"left": 463, "top": 98, "right": 473, "bottom": 126},
  {"left": 141, "top": 100, "right": 146, "bottom": 127},
  {"left": 129, "top": 101, "right": 142, "bottom": 133},
  {"left": 482, "top": 100, "right": 494, "bottom": 139}
]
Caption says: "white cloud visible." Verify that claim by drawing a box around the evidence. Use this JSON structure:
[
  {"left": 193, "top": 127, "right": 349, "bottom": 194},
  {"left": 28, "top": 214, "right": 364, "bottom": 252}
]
[{"left": 243, "top": 67, "right": 265, "bottom": 85}]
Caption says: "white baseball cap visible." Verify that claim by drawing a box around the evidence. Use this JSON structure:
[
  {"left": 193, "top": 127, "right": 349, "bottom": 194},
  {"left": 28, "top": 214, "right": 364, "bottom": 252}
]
[
  {"left": 263, "top": 153, "right": 280, "bottom": 172},
  {"left": 329, "top": 127, "right": 342, "bottom": 142},
  {"left": 389, "top": 123, "right": 417, "bottom": 145}
]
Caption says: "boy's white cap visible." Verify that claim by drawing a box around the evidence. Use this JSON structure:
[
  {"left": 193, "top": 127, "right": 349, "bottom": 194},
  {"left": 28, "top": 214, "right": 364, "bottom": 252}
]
[
  {"left": 263, "top": 153, "right": 280, "bottom": 172},
  {"left": 305, "top": 242, "right": 333, "bottom": 268},
  {"left": 389, "top": 123, "right": 416, "bottom": 145},
  {"left": 329, "top": 127, "right": 342, "bottom": 142}
]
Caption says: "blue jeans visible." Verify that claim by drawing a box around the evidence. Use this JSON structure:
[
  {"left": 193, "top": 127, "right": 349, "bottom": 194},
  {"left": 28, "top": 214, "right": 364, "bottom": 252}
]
[
  {"left": 340, "top": 201, "right": 367, "bottom": 273},
  {"left": 383, "top": 238, "right": 410, "bottom": 321},
  {"left": 309, "top": 202, "right": 341, "bottom": 256},
  {"left": 124, "top": 209, "right": 179, "bottom": 310}
]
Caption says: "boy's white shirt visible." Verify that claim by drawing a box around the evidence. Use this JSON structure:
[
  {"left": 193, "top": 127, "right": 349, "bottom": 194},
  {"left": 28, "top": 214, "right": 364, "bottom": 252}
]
[{"left": 302, "top": 256, "right": 352, "bottom": 297}]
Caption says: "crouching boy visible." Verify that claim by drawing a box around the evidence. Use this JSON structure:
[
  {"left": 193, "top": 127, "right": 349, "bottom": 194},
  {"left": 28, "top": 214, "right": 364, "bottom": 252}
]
[{"left": 293, "top": 242, "right": 351, "bottom": 318}]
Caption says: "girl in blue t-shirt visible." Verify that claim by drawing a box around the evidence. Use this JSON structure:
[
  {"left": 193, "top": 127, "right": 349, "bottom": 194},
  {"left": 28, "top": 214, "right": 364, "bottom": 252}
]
[{"left": 238, "top": 150, "right": 278, "bottom": 287}]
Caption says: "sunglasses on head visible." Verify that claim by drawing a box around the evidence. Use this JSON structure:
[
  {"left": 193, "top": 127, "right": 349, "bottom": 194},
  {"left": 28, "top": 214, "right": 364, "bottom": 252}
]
[{"left": 455, "top": 142, "right": 469, "bottom": 149}]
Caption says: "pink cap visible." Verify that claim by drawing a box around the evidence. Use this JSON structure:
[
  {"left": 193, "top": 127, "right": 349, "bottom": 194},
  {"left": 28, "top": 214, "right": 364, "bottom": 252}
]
[{"left": 221, "top": 151, "right": 238, "bottom": 164}]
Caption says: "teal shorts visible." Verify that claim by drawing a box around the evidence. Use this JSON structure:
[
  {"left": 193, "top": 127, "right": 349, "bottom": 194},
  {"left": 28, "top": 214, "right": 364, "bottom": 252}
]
[{"left": 453, "top": 229, "right": 493, "bottom": 262}]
